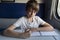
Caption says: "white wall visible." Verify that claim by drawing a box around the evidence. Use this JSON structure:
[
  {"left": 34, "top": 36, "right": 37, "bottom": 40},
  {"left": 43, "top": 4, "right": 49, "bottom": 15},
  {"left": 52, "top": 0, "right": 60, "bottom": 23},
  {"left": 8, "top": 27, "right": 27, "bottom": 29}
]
[
  {"left": 0, "top": 0, "right": 44, "bottom": 3},
  {"left": 15, "top": 0, "right": 44, "bottom": 3},
  {"left": 0, "top": 0, "right": 14, "bottom": 3},
  {"left": 1, "top": 0, "right": 14, "bottom": 1}
]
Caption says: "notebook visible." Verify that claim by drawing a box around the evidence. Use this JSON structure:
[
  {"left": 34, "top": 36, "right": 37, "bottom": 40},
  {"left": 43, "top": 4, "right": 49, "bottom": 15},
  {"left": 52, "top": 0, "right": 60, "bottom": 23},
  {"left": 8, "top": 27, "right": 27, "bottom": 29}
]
[
  {"left": 40, "top": 31, "right": 59, "bottom": 36},
  {"left": 30, "top": 32, "right": 40, "bottom": 37}
]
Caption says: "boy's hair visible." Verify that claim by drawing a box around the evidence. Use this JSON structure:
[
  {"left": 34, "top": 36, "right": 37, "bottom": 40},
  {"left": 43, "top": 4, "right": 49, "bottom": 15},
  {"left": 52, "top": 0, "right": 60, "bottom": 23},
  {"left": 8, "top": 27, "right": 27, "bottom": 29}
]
[{"left": 26, "top": 0, "right": 39, "bottom": 12}]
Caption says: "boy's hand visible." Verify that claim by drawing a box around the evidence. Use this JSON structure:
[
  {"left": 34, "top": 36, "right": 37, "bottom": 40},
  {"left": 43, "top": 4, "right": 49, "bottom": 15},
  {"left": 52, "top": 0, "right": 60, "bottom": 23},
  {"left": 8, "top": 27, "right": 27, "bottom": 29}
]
[{"left": 19, "top": 30, "right": 30, "bottom": 39}]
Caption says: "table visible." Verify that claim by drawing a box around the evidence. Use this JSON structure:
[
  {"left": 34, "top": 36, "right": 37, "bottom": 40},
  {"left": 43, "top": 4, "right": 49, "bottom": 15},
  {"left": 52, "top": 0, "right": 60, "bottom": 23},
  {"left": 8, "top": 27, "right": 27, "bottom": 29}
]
[{"left": 0, "top": 29, "right": 60, "bottom": 40}]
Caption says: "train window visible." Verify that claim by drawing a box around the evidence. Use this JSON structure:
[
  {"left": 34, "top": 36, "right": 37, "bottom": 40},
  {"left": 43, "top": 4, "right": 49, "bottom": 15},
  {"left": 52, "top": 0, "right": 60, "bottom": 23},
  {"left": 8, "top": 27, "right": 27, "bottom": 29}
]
[{"left": 57, "top": 0, "right": 60, "bottom": 18}]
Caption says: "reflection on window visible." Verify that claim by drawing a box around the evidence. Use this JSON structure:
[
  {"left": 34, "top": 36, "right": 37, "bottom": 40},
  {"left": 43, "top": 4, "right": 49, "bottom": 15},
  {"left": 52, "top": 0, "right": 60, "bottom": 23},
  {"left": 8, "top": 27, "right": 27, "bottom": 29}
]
[{"left": 57, "top": 0, "right": 60, "bottom": 17}]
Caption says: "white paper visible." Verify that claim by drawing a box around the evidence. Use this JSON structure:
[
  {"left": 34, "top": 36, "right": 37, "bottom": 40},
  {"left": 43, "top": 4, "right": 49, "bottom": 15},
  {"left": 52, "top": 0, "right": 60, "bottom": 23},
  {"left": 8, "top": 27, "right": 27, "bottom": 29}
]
[
  {"left": 30, "top": 32, "right": 40, "bottom": 36},
  {"left": 40, "top": 31, "right": 59, "bottom": 36}
]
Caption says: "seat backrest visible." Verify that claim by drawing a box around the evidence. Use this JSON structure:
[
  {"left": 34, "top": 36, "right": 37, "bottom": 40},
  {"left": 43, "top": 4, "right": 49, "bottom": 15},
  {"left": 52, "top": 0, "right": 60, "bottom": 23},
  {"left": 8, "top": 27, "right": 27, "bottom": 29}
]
[{"left": 0, "top": 3, "right": 45, "bottom": 18}]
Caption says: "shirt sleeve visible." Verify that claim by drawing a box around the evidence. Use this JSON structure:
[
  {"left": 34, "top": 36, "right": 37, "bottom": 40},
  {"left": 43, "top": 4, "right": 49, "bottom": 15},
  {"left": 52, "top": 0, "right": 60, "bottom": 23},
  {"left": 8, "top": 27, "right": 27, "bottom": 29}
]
[
  {"left": 13, "top": 18, "right": 22, "bottom": 27},
  {"left": 36, "top": 16, "right": 46, "bottom": 25}
]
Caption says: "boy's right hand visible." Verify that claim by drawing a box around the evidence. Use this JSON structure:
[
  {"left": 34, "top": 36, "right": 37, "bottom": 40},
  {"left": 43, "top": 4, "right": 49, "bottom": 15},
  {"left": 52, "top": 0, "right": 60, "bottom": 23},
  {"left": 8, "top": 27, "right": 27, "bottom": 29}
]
[{"left": 19, "top": 30, "right": 30, "bottom": 39}]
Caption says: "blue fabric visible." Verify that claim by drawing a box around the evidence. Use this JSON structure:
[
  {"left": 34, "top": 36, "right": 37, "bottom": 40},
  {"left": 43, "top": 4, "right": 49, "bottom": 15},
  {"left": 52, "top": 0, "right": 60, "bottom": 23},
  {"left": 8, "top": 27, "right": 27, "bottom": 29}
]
[{"left": 0, "top": 3, "right": 45, "bottom": 18}]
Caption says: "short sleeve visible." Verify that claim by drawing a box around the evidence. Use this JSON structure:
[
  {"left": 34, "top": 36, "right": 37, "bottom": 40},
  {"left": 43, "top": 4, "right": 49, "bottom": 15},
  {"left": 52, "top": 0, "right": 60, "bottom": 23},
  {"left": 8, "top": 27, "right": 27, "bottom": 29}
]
[
  {"left": 13, "top": 18, "right": 22, "bottom": 27},
  {"left": 36, "top": 16, "right": 46, "bottom": 25}
]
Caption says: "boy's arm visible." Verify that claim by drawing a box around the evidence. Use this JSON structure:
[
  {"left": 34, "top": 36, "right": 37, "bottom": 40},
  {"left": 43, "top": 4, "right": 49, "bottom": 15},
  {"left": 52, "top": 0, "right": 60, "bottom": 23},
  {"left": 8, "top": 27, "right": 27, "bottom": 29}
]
[
  {"left": 36, "top": 23, "right": 54, "bottom": 31},
  {"left": 27, "top": 23, "right": 54, "bottom": 32},
  {"left": 3, "top": 25, "right": 30, "bottom": 38}
]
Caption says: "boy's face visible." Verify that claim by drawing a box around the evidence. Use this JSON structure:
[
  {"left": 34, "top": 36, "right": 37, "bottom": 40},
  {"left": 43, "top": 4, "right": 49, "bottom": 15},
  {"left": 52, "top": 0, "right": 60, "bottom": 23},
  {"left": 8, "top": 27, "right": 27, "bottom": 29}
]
[{"left": 26, "top": 8, "right": 37, "bottom": 18}]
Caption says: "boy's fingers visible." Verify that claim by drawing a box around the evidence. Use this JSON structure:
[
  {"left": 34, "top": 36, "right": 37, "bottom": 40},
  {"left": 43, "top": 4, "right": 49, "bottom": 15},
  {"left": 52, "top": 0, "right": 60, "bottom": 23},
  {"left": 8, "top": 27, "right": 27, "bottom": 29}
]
[{"left": 25, "top": 29, "right": 30, "bottom": 32}]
